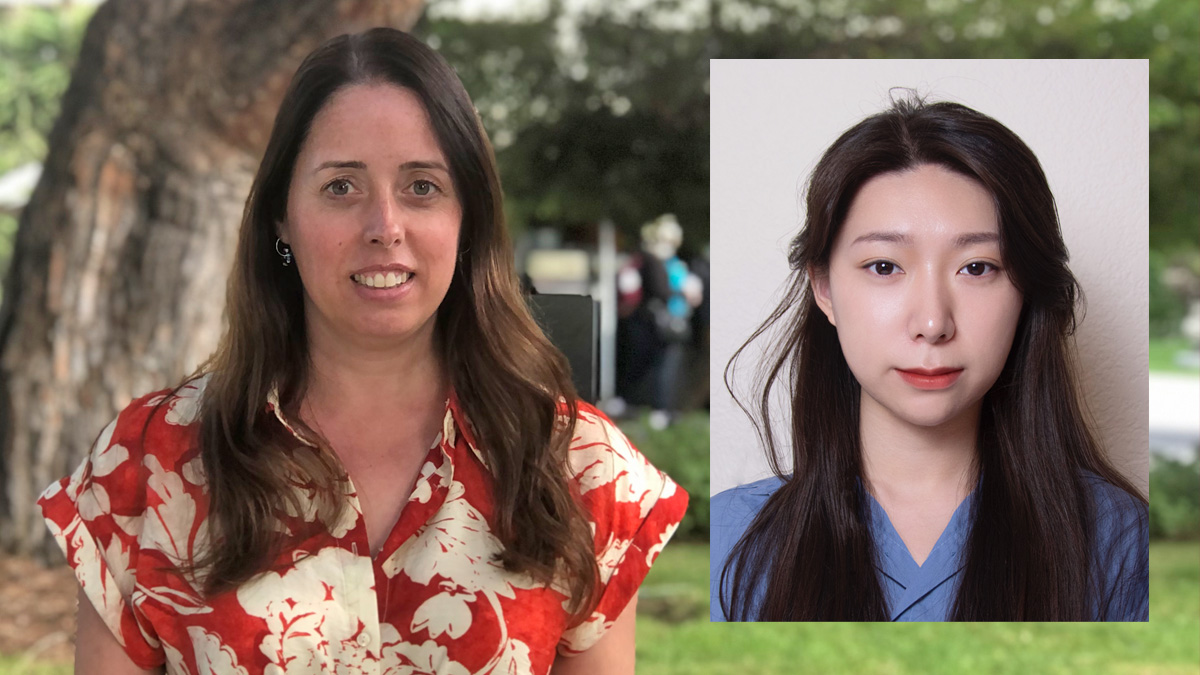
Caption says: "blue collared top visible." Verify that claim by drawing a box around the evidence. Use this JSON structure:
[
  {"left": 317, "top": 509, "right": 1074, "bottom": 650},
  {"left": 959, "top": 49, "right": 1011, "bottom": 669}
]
[{"left": 710, "top": 472, "right": 1149, "bottom": 621}]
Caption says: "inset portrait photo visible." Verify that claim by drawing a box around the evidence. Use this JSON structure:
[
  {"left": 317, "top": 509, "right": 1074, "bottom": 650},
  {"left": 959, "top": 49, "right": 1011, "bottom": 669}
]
[{"left": 709, "top": 60, "right": 1149, "bottom": 622}]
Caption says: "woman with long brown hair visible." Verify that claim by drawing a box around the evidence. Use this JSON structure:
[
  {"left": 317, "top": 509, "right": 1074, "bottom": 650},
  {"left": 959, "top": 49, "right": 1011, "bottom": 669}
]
[
  {"left": 40, "top": 28, "right": 687, "bottom": 672},
  {"left": 711, "top": 95, "right": 1147, "bottom": 622}
]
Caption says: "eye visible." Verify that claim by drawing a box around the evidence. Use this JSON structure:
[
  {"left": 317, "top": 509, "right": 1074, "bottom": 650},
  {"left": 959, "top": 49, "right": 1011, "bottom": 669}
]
[
  {"left": 864, "top": 260, "right": 898, "bottom": 276},
  {"left": 323, "top": 178, "right": 353, "bottom": 196},
  {"left": 960, "top": 261, "right": 998, "bottom": 277},
  {"left": 412, "top": 179, "right": 438, "bottom": 196}
]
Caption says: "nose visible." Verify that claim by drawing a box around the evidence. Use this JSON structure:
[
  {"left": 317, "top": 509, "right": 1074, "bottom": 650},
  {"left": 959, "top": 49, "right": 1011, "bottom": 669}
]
[
  {"left": 907, "top": 272, "right": 955, "bottom": 344},
  {"left": 363, "top": 191, "right": 404, "bottom": 248}
]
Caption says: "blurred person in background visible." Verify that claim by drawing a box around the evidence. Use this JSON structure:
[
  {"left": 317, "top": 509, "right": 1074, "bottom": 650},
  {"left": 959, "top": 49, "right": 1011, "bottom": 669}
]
[
  {"left": 684, "top": 244, "right": 710, "bottom": 412},
  {"left": 615, "top": 214, "right": 703, "bottom": 429}
]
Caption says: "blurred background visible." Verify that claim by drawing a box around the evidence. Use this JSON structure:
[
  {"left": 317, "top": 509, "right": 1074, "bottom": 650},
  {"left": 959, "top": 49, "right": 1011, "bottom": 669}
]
[{"left": 0, "top": 0, "right": 1195, "bottom": 673}]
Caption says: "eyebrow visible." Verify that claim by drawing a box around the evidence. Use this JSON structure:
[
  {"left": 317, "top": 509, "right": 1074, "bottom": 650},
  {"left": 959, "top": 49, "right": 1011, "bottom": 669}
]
[
  {"left": 313, "top": 160, "right": 365, "bottom": 173},
  {"left": 850, "top": 231, "right": 1000, "bottom": 248},
  {"left": 400, "top": 160, "right": 450, "bottom": 172},
  {"left": 311, "top": 160, "right": 450, "bottom": 174}
]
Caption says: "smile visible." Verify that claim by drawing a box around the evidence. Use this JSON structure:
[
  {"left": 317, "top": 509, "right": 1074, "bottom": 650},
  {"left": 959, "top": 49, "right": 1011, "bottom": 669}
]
[
  {"left": 351, "top": 271, "right": 412, "bottom": 289},
  {"left": 896, "top": 368, "right": 963, "bottom": 390}
]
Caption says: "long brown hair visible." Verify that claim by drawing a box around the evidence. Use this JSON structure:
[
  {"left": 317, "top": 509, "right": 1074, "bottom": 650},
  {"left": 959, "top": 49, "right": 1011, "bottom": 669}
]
[
  {"left": 719, "top": 95, "right": 1146, "bottom": 621},
  {"left": 177, "top": 28, "right": 597, "bottom": 619}
]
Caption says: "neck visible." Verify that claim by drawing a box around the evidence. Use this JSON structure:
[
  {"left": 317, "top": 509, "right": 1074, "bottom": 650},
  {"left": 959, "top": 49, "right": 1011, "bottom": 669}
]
[
  {"left": 859, "top": 392, "right": 980, "bottom": 503},
  {"left": 302, "top": 314, "right": 448, "bottom": 420}
]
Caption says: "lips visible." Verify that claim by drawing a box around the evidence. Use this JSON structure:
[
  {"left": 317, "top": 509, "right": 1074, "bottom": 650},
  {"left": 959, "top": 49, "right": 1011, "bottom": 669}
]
[
  {"left": 896, "top": 367, "right": 963, "bottom": 390},
  {"left": 350, "top": 263, "right": 415, "bottom": 277},
  {"left": 898, "top": 367, "right": 960, "bottom": 376}
]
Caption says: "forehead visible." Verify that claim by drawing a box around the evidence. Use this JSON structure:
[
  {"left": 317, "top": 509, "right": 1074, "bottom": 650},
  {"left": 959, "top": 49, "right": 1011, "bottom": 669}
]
[
  {"left": 837, "top": 164, "right": 998, "bottom": 248},
  {"left": 298, "top": 83, "right": 446, "bottom": 164}
]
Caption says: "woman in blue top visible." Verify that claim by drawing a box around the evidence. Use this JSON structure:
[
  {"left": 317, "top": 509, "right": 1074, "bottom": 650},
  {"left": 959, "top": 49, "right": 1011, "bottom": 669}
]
[{"left": 711, "top": 95, "right": 1149, "bottom": 622}]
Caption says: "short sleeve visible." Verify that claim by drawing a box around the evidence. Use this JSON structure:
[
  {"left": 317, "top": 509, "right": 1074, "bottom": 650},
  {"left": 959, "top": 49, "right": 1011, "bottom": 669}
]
[
  {"left": 1087, "top": 475, "right": 1149, "bottom": 621},
  {"left": 555, "top": 404, "right": 689, "bottom": 655},
  {"left": 709, "top": 477, "right": 779, "bottom": 621},
  {"left": 38, "top": 397, "right": 172, "bottom": 668}
]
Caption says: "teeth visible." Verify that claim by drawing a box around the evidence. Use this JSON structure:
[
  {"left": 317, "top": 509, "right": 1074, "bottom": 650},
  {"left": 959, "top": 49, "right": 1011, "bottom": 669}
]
[{"left": 353, "top": 271, "right": 410, "bottom": 289}]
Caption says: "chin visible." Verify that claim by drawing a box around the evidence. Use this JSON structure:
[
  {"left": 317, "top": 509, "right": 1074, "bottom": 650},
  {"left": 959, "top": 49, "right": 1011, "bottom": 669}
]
[
  {"left": 862, "top": 385, "right": 980, "bottom": 431},
  {"left": 354, "top": 316, "right": 429, "bottom": 340},
  {"left": 903, "top": 413, "right": 959, "bottom": 429},
  {"left": 899, "top": 403, "right": 975, "bottom": 429}
]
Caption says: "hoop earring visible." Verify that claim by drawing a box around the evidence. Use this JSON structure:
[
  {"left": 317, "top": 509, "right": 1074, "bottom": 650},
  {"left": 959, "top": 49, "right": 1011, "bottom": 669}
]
[{"left": 275, "top": 238, "right": 293, "bottom": 267}]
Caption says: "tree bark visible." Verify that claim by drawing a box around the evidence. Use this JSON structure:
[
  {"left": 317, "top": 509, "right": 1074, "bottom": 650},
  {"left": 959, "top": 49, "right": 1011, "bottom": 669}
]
[{"left": 0, "top": 0, "right": 425, "bottom": 558}]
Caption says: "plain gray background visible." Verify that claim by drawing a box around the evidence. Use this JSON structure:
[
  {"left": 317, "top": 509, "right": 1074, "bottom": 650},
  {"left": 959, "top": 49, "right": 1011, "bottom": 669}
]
[{"left": 709, "top": 59, "right": 1149, "bottom": 496}]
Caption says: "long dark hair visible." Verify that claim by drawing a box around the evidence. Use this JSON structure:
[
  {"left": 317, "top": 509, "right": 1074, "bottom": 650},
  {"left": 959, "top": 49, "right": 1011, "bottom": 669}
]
[
  {"left": 176, "top": 28, "right": 598, "bottom": 620},
  {"left": 719, "top": 95, "right": 1145, "bottom": 621}
]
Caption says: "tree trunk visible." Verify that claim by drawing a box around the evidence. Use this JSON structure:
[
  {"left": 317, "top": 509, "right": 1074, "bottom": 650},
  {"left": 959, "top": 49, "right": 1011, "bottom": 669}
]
[{"left": 0, "top": 0, "right": 425, "bottom": 558}]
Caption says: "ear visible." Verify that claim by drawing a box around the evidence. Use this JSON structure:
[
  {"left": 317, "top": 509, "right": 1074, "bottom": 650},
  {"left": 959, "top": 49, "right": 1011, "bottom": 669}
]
[
  {"left": 809, "top": 265, "right": 836, "bottom": 327},
  {"left": 275, "top": 219, "right": 290, "bottom": 245}
]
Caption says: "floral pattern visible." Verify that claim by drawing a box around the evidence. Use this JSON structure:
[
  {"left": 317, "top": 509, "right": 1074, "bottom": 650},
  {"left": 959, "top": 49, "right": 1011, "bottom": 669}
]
[{"left": 39, "top": 374, "right": 687, "bottom": 673}]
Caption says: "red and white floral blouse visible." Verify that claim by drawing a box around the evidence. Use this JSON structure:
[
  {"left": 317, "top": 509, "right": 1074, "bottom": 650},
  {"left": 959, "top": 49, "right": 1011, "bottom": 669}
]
[{"left": 39, "top": 374, "right": 688, "bottom": 674}]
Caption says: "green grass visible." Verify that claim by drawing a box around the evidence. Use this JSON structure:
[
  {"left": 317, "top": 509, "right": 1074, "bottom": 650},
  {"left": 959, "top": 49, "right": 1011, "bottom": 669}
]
[
  {"left": 1149, "top": 337, "right": 1200, "bottom": 374},
  {"left": 638, "top": 540, "right": 709, "bottom": 623},
  {"left": 637, "top": 541, "right": 1200, "bottom": 675},
  {"left": 0, "top": 656, "right": 70, "bottom": 675}
]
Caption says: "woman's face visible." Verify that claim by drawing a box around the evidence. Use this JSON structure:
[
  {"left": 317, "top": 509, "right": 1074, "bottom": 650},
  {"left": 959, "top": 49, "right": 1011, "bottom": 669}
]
[
  {"left": 279, "top": 83, "right": 462, "bottom": 348},
  {"left": 812, "top": 164, "right": 1024, "bottom": 431}
]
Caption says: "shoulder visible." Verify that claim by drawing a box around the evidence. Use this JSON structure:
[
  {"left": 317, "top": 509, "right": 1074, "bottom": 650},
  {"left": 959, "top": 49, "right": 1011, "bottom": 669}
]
[
  {"left": 709, "top": 476, "right": 783, "bottom": 621},
  {"left": 1080, "top": 470, "right": 1148, "bottom": 536},
  {"left": 140, "top": 373, "right": 209, "bottom": 431},
  {"left": 711, "top": 475, "right": 783, "bottom": 554},
  {"left": 1079, "top": 471, "right": 1149, "bottom": 620},
  {"left": 40, "top": 375, "right": 209, "bottom": 521},
  {"left": 712, "top": 475, "right": 784, "bottom": 531},
  {"left": 118, "top": 374, "right": 209, "bottom": 474},
  {"left": 565, "top": 402, "right": 685, "bottom": 508},
  {"left": 556, "top": 402, "right": 689, "bottom": 652},
  {"left": 564, "top": 403, "right": 689, "bottom": 532},
  {"left": 710, "top": 476, "right": 784, "bottom": 567},
  {"left": 37, "top": 375, "right": 213, "bottom": 667},
  {"left": 562, "top": 401, "right": 689, "bottom": 563},
  {"left": 1079, "top": 470, "right": 1148, "bottom": 555}
]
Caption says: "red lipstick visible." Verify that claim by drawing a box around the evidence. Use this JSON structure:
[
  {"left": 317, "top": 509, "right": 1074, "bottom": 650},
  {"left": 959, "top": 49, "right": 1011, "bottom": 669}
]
[{"left": 896, "top": 367, "right": 963, "bottom": 390}]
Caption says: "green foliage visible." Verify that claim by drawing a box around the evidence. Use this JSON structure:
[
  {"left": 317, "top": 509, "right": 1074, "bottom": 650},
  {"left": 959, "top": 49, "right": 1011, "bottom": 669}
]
[
  {"left": 1149, "top": 337, "right": 1200, "bottom": 373},
  {"left": 418, "top": 11, "right": 709, "bottom": 248},
  {"left": 0, "top": 212, "right": 14, "bottom": 303},
  {"left": 637, "top": 540, "right": 708, "bottom": 623},
  {"left": 617, "top": 411, "right": 709, "bottom": 540},
  {"left": 0, "top": 5, "right": 95, "bottom": 300},
  {"left": 708, "top": 0, "right": 1198, "bottom": 258},
  {"left": 1149, "top": 455, "right": 1200, "bottom": 540},
  {"left": 423, "top": 0, "right": 1198, "bottom": 261},
  {"left": 3, "top": 0, "right": 1197, "bottom": 264},
  {"left": 0, "top": 5, "right": 93, "bottom": 175},
  {"left": 638, "top": 542, "right": 1200, "bottom": 674},
  {"left": 1150, "top": 250, "right": 1188, "bottom": 338},
  {"left": 0, "top": 655, "right": 70, "bottom": 675}
]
